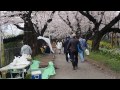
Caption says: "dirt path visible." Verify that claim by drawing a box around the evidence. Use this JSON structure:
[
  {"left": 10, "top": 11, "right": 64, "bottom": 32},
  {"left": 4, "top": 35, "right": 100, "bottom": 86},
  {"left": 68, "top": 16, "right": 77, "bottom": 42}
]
[{"left": 51, "top": 54, "right": 116, "bottom": 79}]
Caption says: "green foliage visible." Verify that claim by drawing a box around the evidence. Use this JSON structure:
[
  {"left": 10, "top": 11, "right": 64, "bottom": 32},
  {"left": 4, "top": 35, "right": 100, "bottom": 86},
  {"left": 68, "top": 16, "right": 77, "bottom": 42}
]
[
  {"left": 4, "top": 40, "right": 23, "bottom": 49},
  {"left": 88, "top": 50, "right": 120, "bottom": 72},
  {"left": 100, "top": 41, "right": 113, "bottom": 49},
  {"left": 25, "top": 74, "right": 31, "bottom": 79},
  {"left": 87, "top": 40, "right": 120, "bottom": 72},
  {"left": 99, "top": 48, "right": 120, "bottom": 60},
  {"left": 87, "top": 40, "right": 113, "bottom": 49},
  {"left": 87, "top": 40, "right": 92, "bottom": 47}
]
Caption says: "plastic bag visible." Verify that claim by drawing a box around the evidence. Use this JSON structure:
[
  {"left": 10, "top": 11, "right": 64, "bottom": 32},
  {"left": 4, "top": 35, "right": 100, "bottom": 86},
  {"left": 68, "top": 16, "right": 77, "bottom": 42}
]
[
  {"left": 85, "top": 49, "right": 89, "bottom": 55},
  {"left": 68, "top": 53, "right": 70, "bottom": 58}
]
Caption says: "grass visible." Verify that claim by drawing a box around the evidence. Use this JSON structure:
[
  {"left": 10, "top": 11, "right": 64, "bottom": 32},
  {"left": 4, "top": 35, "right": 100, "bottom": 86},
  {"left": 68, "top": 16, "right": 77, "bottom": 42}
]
[
  {"left": 25, "top": 74, "right": 31, "bottom": 79},
  {"left": 87, "top": 51, "right": 120, "bottom": 72}
]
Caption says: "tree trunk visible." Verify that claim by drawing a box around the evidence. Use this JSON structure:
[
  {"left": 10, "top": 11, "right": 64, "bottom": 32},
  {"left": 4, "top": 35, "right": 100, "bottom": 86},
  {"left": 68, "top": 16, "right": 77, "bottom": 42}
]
[
  {"left": 22, "top": 12, "right": 40, "bottom": 56},
  {"left": 111, "top": 32, "right": 113, "bottom": 48},
  {"left": 91, "top": 31, "right": 103, "bottom": 51}
]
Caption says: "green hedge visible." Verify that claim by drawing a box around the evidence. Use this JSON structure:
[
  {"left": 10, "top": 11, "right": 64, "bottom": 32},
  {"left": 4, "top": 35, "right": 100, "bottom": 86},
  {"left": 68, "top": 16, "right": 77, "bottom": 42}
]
[{"left": 87, "top": 40, "right": 113, "bottom": 49}]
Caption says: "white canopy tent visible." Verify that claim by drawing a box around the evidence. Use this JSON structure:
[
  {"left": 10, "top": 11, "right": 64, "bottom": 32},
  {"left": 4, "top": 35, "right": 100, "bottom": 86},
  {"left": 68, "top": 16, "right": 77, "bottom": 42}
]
[{"left": 37, "top": 36, "right": 54, "bottom": 53}]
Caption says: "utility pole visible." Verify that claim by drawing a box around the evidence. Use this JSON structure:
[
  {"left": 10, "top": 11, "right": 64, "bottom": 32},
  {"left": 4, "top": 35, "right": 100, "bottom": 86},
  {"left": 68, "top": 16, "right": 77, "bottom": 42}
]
[
  {"left": 0, "top": 12, "right": 3, "bottom": 67},
  {"left": 0, "top": 11, "right": 2, "bottom": 67},
  {"left": 0, "top": 26, "right": 3, "bottom": 67},
  {"left": 0, "top": 29, "right": 1, "bottom": 67}
]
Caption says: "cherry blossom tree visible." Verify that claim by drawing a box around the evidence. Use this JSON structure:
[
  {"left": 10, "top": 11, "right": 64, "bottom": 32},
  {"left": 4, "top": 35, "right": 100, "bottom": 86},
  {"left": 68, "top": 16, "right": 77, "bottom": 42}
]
[
  {"left": 79, "top": 11, "right": 120, "bottom": 51},
  {"left": 57, "top": 11, "right": 120, "bottom": 51},
  {"left": 1, "top": 11, "right": 120, "bottom": 53},
  {"left": 0, "top": 11, "right": 56, "bottom": 56}
]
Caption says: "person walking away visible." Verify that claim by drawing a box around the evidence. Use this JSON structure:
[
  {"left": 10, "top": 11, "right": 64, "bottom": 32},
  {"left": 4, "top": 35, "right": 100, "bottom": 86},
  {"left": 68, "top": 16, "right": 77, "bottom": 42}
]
[
  {"left": 67, "top": 33, "right": 80, "bottom": 70},
  {"left": 61, "top": 39, "right": 65, "bottom": 54},
  {"left": 56, "top": 40, "right": 62, "bottom": 54},
  {"left": 79, "top": 35, "right": 88, "bottom": 62},
  {"left": 45, "top": 44, "right": 51, "bottom": 54},
  {"left": 63, "top": 36, "right": 71, "bottom": 62},
  {"left": 52, "top": 41, "right": 57, "bottom": 54}
]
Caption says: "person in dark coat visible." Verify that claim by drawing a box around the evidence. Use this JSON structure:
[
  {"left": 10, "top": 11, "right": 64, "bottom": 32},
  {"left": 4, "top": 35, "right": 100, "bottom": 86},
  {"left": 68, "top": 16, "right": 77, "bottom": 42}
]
[
  {"left": 63, "top": 36, "right": 71, "bottom": 62},
  {"left": 67, "top": 33, "right": 80, "bottom": 70},
  {"left": 45, "top": 44, "right": 50, "bottom": 54}
]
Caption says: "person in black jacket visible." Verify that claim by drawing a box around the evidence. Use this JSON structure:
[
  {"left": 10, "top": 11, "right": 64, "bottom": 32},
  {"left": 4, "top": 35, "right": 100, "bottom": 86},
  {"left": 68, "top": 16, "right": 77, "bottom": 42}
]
[
  {"left": 63, "top": 36, "right": 71, "bottom": 62},
  {"left": 45, "top": 44, "right": 50, "bottom": 54},
  {"left": 67, "top": 33, "right": 80, "bottom": 70}
]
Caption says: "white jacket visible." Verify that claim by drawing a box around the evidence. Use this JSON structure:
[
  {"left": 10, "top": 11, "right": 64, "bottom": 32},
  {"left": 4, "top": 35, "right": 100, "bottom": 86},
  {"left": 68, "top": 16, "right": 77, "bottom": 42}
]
[{"left": 56, "top": 42, "right": 62, "bottom": 49}]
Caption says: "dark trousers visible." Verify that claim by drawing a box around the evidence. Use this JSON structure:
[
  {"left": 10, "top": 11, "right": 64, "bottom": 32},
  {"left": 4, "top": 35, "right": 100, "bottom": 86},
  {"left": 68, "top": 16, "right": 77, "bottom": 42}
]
[
  {"left": 65, "top": 50, "right": 71, "bottom": 62},
  {"left": 69, "top": 50, "right": 72, "bottom": 60},
  {"left": 71, "top": 51, "right": 78, "bottom": 68},
  {"left": 65, "top": 52, "right": 68, "bottom": 62}
]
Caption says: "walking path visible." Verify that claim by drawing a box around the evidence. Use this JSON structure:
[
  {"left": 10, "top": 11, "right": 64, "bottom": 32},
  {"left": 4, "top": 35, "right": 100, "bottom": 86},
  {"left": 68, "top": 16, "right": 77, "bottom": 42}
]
[{"left": 51, "top": 54, "right": 115, "bottom": 79}]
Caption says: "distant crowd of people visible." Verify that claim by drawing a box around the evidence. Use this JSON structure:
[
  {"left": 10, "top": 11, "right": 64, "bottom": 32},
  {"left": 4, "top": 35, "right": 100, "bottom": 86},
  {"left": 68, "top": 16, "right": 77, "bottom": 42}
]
[{"left": 52, "top": 33, "right": 88, "bottom": 70}]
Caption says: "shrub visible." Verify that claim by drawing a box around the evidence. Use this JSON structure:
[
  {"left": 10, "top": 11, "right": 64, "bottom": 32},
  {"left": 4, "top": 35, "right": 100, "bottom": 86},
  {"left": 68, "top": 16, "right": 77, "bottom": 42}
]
[{"left": 87, "top": 40, "right": 113, "bottom": 49}]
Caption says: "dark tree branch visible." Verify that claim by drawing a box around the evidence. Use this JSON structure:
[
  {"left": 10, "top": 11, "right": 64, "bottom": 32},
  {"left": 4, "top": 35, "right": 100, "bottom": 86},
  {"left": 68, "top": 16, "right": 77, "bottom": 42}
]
[
  {"left": 101, "top": 13, "right": 120, "bottom": 33},
  {"left": 0, "top": 13, "right": 23, "bottom": 18},
  {"left": 105, "top": 28, "right": 120, "bottom": 33},
  {"left": 33, "top": 23, "right": 39, "bottom": 33},
  {"left": 58, "top": 11, "right": 69, "bottom": 25},
  {"left": 58, "top": 11, "right": 74, "bottom": 31},
  {"left": 79, "top": 11, "right": 98, "bottom": 25},
  {"left": 98, "top": 11, "right": 105, "bottom": 25},
  {"left": 14, "top": 24, "right": 24, "bottom": 30},
  {"left": 93, "top": 11, "right": 106, "bottom": 31},
  {"left": 75, "top": 11, "right": 82, "bottom": 26},
  {"left": 40, "top": 11, "right": 56, "bottom": 36},
  {"left": 75, "top": 11, "right": 82, "bottom": 33},
  {"left": 49, "top": 11, "right": 55, "bottom": 19}
]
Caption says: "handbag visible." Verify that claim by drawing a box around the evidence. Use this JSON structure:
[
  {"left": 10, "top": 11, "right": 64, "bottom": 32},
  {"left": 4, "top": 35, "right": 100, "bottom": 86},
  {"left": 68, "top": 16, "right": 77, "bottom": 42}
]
[
  {"left": 68, "top": 53, "right": 70, "bottom": 59},
  {"left": 85, "top": 49, "right": 89, "bottom": 55}
]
